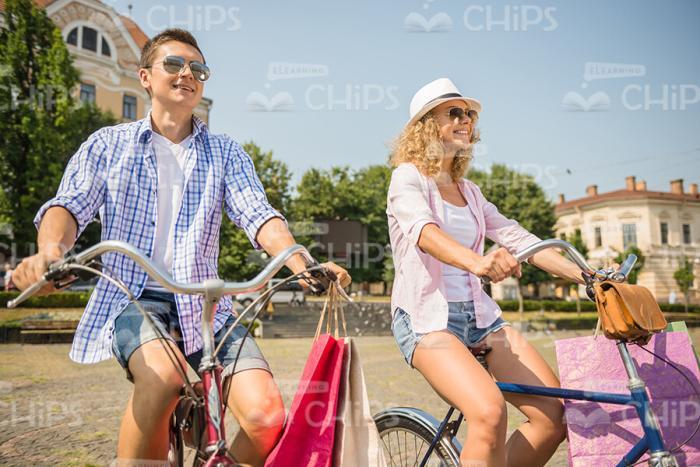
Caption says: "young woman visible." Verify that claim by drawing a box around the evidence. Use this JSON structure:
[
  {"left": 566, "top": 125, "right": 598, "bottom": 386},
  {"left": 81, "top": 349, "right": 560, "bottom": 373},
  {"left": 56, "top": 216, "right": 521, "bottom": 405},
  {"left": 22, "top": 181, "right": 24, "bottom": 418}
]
[{"left": 387, "top": 78, "right": 592, "bottom": 467}]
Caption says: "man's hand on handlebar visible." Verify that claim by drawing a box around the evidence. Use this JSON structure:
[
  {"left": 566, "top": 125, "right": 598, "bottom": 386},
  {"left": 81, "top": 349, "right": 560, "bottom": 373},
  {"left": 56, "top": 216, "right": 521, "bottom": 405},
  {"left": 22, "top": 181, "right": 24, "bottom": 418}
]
[
  {"left": 298, "top": 261, "right": 351, "bottom": 293},
  {"left": 321, "top": 262, "right": 352, "bottom": 289},
  {"left": 474, "top": 247, "right": 521, "bottom": 283},
  {"left": 11, "top": 249, "right": 70, "bottom": 296}
]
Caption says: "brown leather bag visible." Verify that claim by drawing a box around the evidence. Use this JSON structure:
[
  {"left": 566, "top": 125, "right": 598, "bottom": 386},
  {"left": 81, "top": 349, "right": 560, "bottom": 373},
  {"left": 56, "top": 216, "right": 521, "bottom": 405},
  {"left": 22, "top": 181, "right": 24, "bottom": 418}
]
[{"left": 594, "top": 281, "right": 667, "bottom": 344}]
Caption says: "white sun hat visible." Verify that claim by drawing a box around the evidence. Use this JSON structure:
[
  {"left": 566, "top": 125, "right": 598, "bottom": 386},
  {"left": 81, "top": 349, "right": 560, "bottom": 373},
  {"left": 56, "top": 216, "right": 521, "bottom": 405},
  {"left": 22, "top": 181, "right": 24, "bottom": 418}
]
[{"left": 406, "top": 78, "right": 482, "bottom": 129}]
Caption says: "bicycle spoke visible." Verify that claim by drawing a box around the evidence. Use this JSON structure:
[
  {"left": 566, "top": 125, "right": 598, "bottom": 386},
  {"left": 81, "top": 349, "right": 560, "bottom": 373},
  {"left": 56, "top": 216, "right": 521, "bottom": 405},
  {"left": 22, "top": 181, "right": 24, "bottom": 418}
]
[
  {"left": 380, "top": 427, "right": 447, "bottom": 467},
  {"left": 403, "top": 430, "right": 408, "bottom": 467},
  {"left": 413, "top": 436, "right": 426, "bottom": 467}
]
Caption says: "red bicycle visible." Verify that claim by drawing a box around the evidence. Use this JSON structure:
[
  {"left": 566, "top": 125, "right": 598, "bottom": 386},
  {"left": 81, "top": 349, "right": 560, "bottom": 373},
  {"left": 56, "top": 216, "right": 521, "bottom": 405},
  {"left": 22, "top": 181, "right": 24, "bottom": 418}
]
[{"left": 8, "top": 240, "right": 343, "bottom": 466}]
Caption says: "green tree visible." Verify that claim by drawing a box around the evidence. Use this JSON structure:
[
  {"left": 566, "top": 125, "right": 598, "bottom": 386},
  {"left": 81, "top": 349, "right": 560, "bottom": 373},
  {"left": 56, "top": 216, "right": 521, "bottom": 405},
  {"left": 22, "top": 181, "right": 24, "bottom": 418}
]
[
  {"left": 567, "top": 228, "right": 589, "bottom": 259},
  {"left": 218, "top": 142, "right": 292, "bottom": 281},
  {"left": 0, "top": 0, "right": 115, "bottom": 256},
  {"left": 674, "top": 257, "right": 696, "bottom": 313},
  {"left": 614, "top": 245, "right": 645, "bottom": 285},
  {"left": 468, "top": 164, "right": 557, "bottom": 302},
  {"left": 291, "top": 165, "right": 392, "bottom": 283}
]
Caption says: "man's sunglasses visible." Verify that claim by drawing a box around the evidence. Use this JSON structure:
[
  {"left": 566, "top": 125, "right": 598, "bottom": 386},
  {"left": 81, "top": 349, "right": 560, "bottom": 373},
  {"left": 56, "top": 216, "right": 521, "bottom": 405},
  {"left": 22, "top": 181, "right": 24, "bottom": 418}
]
[
  {"left": 145, "top": 55, "right": 211, "bottom": 82},
  {"left": 447, "top": 107, "right": 478, "bottom": 122}
]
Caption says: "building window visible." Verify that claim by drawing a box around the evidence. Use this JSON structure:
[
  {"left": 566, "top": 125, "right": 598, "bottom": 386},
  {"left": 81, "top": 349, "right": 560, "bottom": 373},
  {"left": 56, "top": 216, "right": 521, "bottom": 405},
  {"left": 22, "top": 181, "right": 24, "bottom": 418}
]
[
  {"left": 123, "top": 95, "right": 137, "bottom": 120},
  {"left": 101, "top": 37, "right": 111, "bottom": 57},
  {"left": 559, "top": 232, "right": 566, "bottom": 240},
  {"left": 80, "top": 83, "right": 96, "bottom": 105},
  {"left": 66, "top": 25, "right": 112, "bottom": 58},
  {"left": 67, "top": 27, "right": 78, "bottom": 46},
  {"left": 82, "top": 26, "right": 98, "bottom": 52},
  {"left": 594, "top": 226, "right": 602, "bottom": 248},
  {"left": 660, "top": 222, "right": 669, "bottom": 245},
  {"left": 683, "top": 224, "right": 692, "bottom": 245},
  {"left": 622, "top": 223, "right": 637, "bottom": 249}
]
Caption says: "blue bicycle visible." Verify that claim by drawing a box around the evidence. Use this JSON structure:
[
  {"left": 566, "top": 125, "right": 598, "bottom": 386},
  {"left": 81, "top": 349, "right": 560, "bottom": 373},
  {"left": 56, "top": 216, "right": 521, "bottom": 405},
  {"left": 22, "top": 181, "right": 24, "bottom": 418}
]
[{"left": 373, "top": 239, "right": 684, "bottom": 467}]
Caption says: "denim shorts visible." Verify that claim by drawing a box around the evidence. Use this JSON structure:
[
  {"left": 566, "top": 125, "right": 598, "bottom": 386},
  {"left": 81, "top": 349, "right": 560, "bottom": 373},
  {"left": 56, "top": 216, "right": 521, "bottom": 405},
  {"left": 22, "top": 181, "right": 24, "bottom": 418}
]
[
  {"left": 391, "top": 301, "right": 510, "bottom": 367},
  {"left": 112, "top": 289, "right": 270, "bottom": 382}
]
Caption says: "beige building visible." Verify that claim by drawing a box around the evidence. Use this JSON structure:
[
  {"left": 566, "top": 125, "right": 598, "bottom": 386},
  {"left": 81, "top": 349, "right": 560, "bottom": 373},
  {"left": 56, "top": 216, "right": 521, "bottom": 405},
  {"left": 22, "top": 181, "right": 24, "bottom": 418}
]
[
  {"left": 554, "top": 177, "right": 700, "bottom": 304},
  {"left": 0, "top": 0, "right": 212, "bottom": 123}
]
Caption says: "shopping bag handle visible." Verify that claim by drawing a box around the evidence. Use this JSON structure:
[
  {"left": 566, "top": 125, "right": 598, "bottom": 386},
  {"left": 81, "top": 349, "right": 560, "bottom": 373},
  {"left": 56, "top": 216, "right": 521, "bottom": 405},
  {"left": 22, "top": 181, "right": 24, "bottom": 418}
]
[{"left": 314, "top": 281, "right": 348, "bottom": 341}]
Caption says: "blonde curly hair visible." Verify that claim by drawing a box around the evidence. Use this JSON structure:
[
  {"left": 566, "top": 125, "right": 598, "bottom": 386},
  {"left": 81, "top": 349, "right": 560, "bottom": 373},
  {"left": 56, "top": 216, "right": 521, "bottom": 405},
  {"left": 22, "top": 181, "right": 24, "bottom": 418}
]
[{"left": 390, "top": 112, "right": 480, "bottom": 182}]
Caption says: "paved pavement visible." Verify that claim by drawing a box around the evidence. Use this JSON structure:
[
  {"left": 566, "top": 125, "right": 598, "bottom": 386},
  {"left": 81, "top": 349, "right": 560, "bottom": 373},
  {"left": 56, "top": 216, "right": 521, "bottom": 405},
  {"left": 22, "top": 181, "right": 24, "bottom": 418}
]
[{"left": 1, "top": 329, "right": 698, "bottom": 466}]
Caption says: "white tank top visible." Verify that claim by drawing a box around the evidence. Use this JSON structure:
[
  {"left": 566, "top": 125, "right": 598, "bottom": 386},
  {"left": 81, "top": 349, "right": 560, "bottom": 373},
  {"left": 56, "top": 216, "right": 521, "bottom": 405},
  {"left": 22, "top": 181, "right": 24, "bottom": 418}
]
[{"left": 441, "top": 200, "right": 478, "bottom": 301}]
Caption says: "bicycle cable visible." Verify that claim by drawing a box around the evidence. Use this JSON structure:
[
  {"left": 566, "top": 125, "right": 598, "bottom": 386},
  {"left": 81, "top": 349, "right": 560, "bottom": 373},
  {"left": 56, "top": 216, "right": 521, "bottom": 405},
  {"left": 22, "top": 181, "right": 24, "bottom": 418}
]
[
  {"left": 69, "top": 262, "right": 198, "bottom": 400},
  {"left": 222, "top": 269, "right": 326, "bottom": 407},
  {"left": 59, "top": 261, "right": 343, "bottom": 420},
  {"left": 221, "top": 267, "right": 346, "bottom": 413},
  {"left": 624, "top": 343, "right": 700, "bottom": 466},
  {"left": 213, "top": 264, "right": 330, "bottom": 357}
]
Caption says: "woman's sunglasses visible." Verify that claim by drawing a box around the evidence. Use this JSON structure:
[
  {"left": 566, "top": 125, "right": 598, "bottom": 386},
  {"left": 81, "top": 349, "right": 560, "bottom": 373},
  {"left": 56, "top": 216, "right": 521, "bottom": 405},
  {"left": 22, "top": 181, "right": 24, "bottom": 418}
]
[
  {"left": 447, "top": 107, "right": 478, "bottom": 122},
  {"left": 145, "top": 55, "right": 211, "bottom": 82}
]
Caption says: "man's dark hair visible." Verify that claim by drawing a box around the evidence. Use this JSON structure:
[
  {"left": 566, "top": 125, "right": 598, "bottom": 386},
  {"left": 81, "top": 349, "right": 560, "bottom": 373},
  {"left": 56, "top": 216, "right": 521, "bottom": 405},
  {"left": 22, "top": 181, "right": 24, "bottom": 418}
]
[{"left": 139, "top": 28, "right": 205, "bottom": 69}]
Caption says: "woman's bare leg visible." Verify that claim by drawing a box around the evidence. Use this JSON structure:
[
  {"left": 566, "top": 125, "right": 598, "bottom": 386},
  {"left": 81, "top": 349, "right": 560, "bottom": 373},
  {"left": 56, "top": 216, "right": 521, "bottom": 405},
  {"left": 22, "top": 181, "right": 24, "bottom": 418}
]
[
  {"left": 412, "top": 330, "right": 507, "bottom": 467},
  {"left": 484, "top": 327, "right": 567, "bottom": 467}
]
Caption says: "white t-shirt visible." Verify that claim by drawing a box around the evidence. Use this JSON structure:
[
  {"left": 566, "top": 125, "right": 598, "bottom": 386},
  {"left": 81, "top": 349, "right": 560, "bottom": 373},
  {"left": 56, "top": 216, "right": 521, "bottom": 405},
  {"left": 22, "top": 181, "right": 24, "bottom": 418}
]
[
  {"left": 145, "top": 131, "right": 192, "bottom": 291},
  {"left": 440, "top": 200, "right": 478, "bottom": 301}
]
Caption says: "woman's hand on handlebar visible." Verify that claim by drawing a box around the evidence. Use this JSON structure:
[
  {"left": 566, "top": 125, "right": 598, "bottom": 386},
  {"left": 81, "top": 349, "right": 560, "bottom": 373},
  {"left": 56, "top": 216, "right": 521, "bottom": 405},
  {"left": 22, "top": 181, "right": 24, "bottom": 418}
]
[
  {"left": 473, "top": 247, "right": 521, "bottom": 283},
  {"left": 11, "top": 249, "right": 65, "bottom": 295}
]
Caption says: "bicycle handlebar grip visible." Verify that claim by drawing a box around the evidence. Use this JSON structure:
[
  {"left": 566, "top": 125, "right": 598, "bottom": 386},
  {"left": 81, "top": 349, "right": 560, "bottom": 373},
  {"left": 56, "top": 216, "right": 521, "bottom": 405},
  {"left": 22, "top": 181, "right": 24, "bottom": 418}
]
[
  {"left": 611, "top": 254, "right": 637, "bottom": 282},
  {"left": 6, "top": 257, "right": 73, "bottom": 309}
]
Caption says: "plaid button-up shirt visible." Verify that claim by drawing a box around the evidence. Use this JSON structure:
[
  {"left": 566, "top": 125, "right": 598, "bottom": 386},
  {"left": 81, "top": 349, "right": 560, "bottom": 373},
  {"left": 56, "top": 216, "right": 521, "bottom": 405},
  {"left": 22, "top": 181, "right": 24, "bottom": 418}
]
[{"left": 35, "top": 113, "right": 284, "bottom": 364}]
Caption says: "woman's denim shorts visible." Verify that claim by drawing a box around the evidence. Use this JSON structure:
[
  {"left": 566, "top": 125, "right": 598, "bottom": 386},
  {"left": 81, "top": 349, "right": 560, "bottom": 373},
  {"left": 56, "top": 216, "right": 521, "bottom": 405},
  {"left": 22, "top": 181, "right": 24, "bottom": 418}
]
[
  {"left": 112, "top": 289, "right": 270, "bottom": 382},
  {"left": 391, "top": 301, "right": 510, "bottom": 367}
]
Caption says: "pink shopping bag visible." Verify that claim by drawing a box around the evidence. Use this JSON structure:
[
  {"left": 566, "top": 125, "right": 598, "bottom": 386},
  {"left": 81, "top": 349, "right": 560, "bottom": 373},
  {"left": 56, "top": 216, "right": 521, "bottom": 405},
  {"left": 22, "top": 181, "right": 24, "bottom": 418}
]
[
  {"left": 265, "top": 333, "right": 346, "bottom": 467},
  {"left": 555, "top": 332, "right": 700, "bottom": 466}
]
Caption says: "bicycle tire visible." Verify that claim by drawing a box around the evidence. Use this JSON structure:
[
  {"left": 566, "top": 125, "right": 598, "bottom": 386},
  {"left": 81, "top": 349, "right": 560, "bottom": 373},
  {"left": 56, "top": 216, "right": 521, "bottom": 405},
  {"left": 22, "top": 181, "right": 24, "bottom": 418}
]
[{"left": 374, "top": 408, "right": 461, "bottom": 466}]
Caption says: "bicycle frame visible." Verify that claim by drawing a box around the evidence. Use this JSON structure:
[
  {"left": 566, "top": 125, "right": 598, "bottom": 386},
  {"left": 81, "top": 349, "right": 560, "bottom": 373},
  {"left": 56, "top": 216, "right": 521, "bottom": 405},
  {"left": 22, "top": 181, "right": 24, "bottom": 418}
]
[
  {"left": 8, "top": 240, "right": 328, "bottom": 466},
  {"left": 420, "top": 340, "right": 676, "bottom": 467},
  {"left": 197, "top": 279, "right": 235, "bottom": 465},
  {"left": 409, "top": 239, "right": 676, "bottom": 467}
]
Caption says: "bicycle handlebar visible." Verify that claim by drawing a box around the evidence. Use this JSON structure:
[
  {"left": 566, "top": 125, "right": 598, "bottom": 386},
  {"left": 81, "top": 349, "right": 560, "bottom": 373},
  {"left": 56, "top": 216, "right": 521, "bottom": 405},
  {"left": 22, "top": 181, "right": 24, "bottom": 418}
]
[
  {"left": 481, "top": 238, "right": 637, "bottom": 285},
  {"left": 7, "top": 240, "right": 319, "bottom": 308}
]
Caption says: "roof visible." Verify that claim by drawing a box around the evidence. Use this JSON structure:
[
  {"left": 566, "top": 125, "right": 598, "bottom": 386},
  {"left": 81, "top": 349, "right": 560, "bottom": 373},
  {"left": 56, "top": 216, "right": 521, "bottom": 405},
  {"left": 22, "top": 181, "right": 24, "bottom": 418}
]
[
  {"left": 0, "top": 0, "right": 149, "bottom": 49},
  {"left": 556, "top": 188, "right": 700, "bottom": 214},
  {"left": 118, "top": 13, "right": 148, "bottom": 49}
]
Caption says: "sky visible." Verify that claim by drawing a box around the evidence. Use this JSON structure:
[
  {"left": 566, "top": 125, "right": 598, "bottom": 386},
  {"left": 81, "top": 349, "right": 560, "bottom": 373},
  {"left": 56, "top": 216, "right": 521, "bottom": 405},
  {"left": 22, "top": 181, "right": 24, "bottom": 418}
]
[{"left": 107, "top": 0, "right": 699, "bottom": 202}]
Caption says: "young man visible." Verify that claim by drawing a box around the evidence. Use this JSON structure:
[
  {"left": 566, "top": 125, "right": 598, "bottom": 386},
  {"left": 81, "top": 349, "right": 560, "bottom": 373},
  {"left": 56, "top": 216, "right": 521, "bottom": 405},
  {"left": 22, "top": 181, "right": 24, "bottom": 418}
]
[{"left": 12, "top": 29, "right": 350, "bottom": 465}]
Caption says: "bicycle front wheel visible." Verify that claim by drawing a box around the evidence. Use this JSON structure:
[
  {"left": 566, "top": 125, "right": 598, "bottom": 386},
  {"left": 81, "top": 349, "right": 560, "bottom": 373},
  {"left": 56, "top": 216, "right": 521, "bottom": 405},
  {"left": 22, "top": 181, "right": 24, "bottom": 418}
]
[{"left": 374, "top": 407, "right": 461, "bottom": 466}]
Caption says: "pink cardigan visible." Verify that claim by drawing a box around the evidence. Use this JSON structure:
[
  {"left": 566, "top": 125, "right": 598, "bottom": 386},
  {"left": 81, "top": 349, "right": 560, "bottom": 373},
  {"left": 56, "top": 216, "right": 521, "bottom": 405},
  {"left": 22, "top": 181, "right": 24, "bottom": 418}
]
[{"left": 386, "top": 163, "right": 541, "bottom": 333}]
